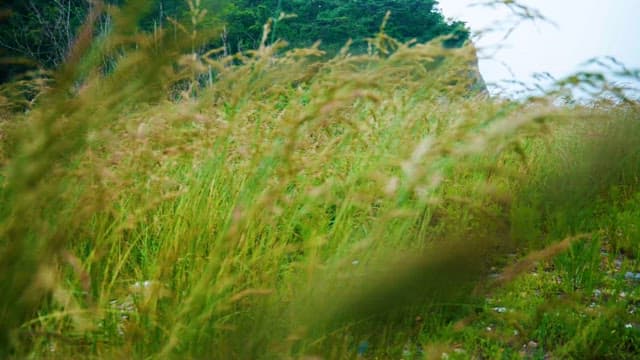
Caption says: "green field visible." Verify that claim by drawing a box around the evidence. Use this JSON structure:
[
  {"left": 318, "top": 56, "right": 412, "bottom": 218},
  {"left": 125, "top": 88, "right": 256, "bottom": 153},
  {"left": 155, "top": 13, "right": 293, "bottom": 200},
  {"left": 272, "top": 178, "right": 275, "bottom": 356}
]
[{"left": 1, "top": 3, "right": 640, "bottom": 359}]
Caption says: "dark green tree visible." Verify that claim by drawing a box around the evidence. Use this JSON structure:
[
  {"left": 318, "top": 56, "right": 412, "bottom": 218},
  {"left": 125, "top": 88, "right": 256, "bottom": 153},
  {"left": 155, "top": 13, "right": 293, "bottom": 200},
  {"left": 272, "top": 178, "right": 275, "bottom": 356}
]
[
  {"left": 0, "top": 1, "right": 89, "bottom": 74},
  {"left": 221, "top": 0, "right": 469, "bottom": 54},
  {"left": 0, "top": 0, "right": 468, "bottom": 81}
]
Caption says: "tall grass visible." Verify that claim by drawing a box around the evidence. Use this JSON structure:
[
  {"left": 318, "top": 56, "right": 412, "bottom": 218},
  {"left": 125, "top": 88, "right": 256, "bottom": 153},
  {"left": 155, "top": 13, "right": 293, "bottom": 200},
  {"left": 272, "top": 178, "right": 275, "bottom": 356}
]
[{"left": 1, "top": 1, "right": 639, "bottom": 358}]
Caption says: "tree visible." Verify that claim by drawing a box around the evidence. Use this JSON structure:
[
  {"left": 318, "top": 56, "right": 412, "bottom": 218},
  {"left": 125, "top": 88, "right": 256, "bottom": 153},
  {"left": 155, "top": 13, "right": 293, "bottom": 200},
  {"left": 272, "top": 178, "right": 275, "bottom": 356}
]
[
  {"left": 0, "top": 0, "right": 89, "bottom": 80},
  {"left": 217, "top": 0, "right": 469, "bottom": 54},
  {"left": 221, "top": 0, "right": 469, "bottom": 54},
  {"left": 0, "top": 0, "right": 469, "bottom": 81},
  {"left": 0, "top": 0, "right": 220, "bottom": 81}
]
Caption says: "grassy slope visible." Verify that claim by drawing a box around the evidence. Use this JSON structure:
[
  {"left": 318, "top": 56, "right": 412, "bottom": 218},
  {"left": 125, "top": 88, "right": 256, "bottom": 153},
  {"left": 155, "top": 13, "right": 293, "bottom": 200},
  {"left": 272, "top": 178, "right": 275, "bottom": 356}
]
[{"left": 1, "top": 14, "right": 640, "bottom": 359}]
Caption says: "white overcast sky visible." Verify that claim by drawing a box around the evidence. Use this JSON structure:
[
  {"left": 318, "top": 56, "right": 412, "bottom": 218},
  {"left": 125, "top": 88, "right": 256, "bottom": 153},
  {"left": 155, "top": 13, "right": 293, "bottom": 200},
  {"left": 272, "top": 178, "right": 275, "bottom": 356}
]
[{"left": 437, "top": 0, "right": 640, "bottom": 94}]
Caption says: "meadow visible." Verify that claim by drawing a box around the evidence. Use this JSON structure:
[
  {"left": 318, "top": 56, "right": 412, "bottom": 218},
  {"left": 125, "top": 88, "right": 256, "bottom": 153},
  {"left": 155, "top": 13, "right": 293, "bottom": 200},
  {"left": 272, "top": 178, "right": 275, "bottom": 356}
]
[{"left": 1, "top": 3, "right": 640, "bottom": 359}]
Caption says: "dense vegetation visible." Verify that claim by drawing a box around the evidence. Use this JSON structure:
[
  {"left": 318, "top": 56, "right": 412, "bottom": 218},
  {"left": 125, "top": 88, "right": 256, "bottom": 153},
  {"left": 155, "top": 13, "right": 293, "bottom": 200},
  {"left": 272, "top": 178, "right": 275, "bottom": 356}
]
[
  {"left": 1, "top": 0, "right": 639, "bottom": 359},
  {"left": 221, "top": 0, "right": 468, "bottom": 53},
  {"left": 0, "top": 0, "right": 467, "bottom": 81}
]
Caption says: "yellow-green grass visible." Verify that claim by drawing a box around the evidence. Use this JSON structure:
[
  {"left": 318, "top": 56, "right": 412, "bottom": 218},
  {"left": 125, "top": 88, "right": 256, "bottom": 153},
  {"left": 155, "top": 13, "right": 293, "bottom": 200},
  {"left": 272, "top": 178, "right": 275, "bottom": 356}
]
[{"left": 1, "top": 4, "right": 640, "bottom": 358}]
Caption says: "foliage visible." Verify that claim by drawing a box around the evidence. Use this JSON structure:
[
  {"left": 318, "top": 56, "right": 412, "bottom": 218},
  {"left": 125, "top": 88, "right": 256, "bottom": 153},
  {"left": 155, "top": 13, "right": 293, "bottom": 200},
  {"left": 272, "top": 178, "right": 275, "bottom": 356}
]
[
  {"left": 0, "top": 0, "right": 639, "bottom": 359},
  {"left": 0, "top": 0, "right": 89, "bottom": 81},
  {"left": 221, "top": 0, "right": 468, "bottom": 53},
  {"left": 0, "top": 0, "right": 468, "bottom": 81}
]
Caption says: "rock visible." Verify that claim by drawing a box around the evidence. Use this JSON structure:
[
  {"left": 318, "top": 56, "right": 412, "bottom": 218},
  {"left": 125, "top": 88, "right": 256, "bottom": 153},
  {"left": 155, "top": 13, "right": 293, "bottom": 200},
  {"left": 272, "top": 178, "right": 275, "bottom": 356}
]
[
  {"left": 493, "top": 306, "right": 507, "bottom": 313},
  {"left": 623, "top": 272, "right": 640, "bottom": 281},
  {"left": 357, "top": 340, "right": 369, "bottom": 356}
]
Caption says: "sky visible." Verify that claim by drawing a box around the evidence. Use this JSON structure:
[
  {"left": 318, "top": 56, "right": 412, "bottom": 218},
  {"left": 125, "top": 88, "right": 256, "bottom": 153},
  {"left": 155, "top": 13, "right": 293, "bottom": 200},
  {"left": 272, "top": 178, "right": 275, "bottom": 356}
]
[{"left": 437, "top": 0, "right": 640, "bottom": 95}]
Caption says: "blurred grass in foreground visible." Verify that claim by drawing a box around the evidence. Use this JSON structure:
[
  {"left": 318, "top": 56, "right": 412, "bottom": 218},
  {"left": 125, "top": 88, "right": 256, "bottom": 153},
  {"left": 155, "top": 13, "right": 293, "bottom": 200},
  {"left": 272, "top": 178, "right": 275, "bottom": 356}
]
[{"left": 1, "top": 1, "right": 639, "bottom": 358}]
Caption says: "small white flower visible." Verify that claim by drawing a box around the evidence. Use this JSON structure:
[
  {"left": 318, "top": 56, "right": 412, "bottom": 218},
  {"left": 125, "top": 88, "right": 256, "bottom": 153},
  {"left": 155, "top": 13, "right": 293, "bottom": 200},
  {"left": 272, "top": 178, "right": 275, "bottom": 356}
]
[{"left": 625, "top": 323, "right": 633, "bottom": 329}]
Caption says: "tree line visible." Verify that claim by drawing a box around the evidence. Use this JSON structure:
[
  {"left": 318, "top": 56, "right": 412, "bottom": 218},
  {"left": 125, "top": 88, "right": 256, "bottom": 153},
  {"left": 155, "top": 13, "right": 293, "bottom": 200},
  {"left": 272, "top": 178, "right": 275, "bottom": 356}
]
[{"left": 0, "top": 0, "right": 468, "bottom": 82}]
